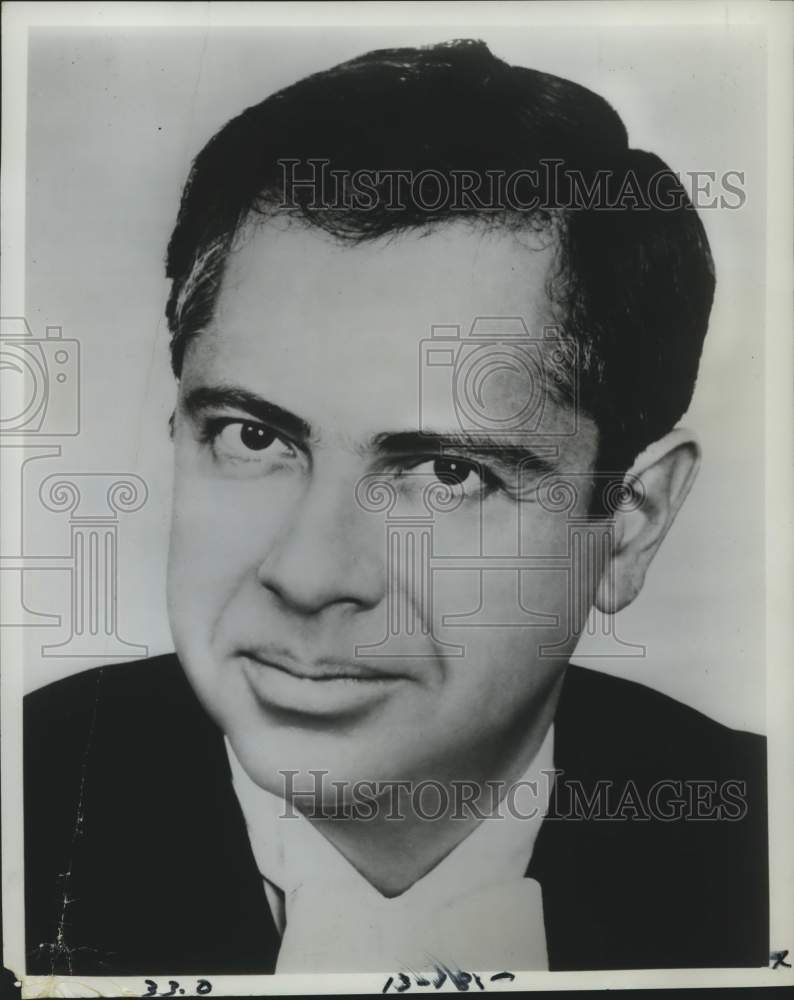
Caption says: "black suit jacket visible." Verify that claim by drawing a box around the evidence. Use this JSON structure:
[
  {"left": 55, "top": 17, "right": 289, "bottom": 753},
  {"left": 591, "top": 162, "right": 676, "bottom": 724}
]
[{"left": 24, "top": 655, "right": 768, "bottom": 975}]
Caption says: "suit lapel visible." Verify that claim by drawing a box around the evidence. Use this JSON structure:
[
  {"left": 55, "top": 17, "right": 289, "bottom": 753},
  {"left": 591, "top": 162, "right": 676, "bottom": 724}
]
[
  {"left": 156, "top": 683, "right": 282, "bottom": 974},
  {"left": 527, "top": 665, "right": 628, "bottom": 970}
]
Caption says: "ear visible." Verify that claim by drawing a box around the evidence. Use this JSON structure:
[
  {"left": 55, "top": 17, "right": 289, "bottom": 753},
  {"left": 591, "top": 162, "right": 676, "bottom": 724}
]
[{"left": 594, "top": 428, "right": 701, "bottom": 614}]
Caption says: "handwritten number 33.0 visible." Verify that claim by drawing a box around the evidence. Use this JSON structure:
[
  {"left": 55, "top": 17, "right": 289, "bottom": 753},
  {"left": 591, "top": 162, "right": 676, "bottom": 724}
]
[{"left": 142, "top": 980, "right": 212, "bottom": 997}]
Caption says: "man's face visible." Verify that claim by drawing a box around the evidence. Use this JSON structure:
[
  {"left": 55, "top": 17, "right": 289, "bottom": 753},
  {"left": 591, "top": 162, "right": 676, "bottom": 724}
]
[{"left": 168, "top": 222, "right": 600, "bottom": 799}]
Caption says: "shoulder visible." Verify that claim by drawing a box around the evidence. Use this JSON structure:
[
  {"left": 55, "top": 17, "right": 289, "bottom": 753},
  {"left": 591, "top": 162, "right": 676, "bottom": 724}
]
[
  {"left": 543, "top": 664, "right": 768, "bottom": 969},
  {"left": 25, "top": 653, "right": 205, "bottom": 751},
  {"left": 24, "top": 657, "right": 272, "bottom": 975},
  {"left": 25, "top": 652, "right": 192, "bottom": 726},
  {"left": 556, "top": 663, "right": 765, "bottom": 782},
  {"left": 24, "top": 654, "right": 215, "bottom": 824}
]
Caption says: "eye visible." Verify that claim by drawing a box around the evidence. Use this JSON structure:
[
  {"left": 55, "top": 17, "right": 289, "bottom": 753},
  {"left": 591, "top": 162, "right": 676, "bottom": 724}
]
[
  {"left": 432, "top": 457, "right": 477, "bottom": 486},
  {"left": 404, "top": 456, "right": 499, "bottom": 500},
  {"left": 208, "top": 419, "right": 297, "bottom": 465},
  {"left": 237, "top": 422, "right": 277, "bottom": 451}
]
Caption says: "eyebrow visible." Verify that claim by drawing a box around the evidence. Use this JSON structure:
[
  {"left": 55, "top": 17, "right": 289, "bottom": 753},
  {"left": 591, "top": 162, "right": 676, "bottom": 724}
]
[
  {"left": 181, "top": 385, "right": 313, "bottom": 442},
  {"left": 372, "top": 430, "right": 560, "bottom": 475}
]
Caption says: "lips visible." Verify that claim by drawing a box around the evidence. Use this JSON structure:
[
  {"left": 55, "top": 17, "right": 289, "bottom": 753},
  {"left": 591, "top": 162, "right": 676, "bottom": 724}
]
[
  {"left": 238, "top": 645, "right": 410, "bottom": 716},
  {"left": 240, "top": 645, "right": 406, "bottom": 681}
]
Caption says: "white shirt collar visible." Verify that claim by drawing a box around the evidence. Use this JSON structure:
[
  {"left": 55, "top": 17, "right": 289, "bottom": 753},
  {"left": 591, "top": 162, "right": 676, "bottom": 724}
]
[{"left": 226, "top": 726, "right": 555, "bottom": 918}]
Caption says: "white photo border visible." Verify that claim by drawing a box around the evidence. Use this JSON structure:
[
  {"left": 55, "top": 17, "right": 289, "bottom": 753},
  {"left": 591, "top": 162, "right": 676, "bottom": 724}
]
[{"left": 2, "top": 2, "right": 792, "bottom": 996}]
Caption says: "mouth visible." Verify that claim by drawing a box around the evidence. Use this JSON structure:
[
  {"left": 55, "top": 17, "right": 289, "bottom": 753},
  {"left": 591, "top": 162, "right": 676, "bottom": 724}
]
[{"left": 238, "top": 647, "right": 410, "bottom": 715}]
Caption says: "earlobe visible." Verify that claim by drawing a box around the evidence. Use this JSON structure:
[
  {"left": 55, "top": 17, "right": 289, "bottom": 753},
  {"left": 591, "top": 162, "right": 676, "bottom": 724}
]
[{"left": 594, "top": 429, "right": 701, "bottom": 615}]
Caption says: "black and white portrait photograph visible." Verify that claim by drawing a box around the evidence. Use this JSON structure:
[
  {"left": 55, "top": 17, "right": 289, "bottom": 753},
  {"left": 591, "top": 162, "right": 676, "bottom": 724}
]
[{"left": 2, "top": 2, "right": 792, "bottom": 997}]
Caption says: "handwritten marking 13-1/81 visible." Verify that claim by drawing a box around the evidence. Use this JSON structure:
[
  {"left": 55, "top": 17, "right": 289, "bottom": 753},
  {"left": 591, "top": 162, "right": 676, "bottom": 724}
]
[
  {"left": 141, "top": 979, "right": 212, "bottom": 997},
  {"left": 383, "top": 969, "right": 516, "bottom": 992}
]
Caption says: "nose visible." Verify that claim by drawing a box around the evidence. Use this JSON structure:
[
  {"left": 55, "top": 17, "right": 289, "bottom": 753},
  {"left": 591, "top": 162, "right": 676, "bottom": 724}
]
[{"left": 256, "top": 459, "right": 385, "bottom": 615}]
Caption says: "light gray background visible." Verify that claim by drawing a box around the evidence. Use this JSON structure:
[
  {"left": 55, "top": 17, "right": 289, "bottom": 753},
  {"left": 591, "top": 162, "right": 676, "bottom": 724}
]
[{"left": 20, "top": 25, "right": 767, "bottom": 732}]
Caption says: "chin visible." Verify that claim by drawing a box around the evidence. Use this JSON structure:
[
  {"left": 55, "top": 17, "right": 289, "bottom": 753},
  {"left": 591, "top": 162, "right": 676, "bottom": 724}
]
[{"left": 229, "top": 720, "right": 379, "bottom": 796}]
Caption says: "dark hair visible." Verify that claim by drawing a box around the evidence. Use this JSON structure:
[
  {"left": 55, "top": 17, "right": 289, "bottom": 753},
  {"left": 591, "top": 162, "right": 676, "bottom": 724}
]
[{"left": 165, "top": 39, "right": 715, "bottom": 472}]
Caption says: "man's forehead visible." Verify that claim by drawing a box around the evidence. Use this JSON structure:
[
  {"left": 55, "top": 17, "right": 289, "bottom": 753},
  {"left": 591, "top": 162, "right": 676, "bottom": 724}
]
[
  {"left": 214, "top": 219, "right": 559, "bottom": 338},
  {"left": 182, "top": 220, "right": 584, "bottom": 447}
]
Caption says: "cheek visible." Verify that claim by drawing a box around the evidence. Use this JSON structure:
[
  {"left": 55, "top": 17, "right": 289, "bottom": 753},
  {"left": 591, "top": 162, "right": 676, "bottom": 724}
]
[
  {"left": 166, "top": 470, "right": 287, "bottom": 643},
  {"left": 427, "top": 507, "right": 580, "bottom": 715},
  {"left": 430, "top": 502, "right": 575, "bottom": 617}
]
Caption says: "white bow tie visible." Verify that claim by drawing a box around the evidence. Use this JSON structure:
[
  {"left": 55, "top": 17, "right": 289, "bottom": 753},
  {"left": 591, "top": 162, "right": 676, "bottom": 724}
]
[{"left": 276, "top": 873, "right": 548, "bottom": 973}]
